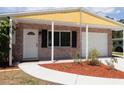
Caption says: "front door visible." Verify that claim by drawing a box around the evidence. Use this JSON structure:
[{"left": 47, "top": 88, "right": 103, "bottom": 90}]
[{"left": 23, "top": 29, "right": 38, "bottom": 60}]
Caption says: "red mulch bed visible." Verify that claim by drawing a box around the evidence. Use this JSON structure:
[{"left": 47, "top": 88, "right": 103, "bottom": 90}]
[{"left": 39, "top": 61, "right": 124, "bottom": 79}]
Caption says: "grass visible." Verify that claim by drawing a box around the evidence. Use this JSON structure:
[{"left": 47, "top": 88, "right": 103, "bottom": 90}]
[
  {"left": 112, "top": 52, "right": 123, "bottom": 56},
  {"left": 0, "top": 68, "right": 57, "bottom": 85}
]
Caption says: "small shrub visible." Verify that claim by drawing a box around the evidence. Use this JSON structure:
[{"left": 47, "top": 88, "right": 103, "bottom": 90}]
[
  {"left": 88, "top": 49, "right": 101, "bottom": 66},
  {"left": 105, "top": 57, "right": 118, "bottom": 70},
  {"left": 73, "top": 51, "right": 81, "bottom": 64}
]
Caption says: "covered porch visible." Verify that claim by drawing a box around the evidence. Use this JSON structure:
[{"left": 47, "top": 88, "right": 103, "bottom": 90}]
[{"left": 8, "top": 8, "right": 124, "bottom": 66}]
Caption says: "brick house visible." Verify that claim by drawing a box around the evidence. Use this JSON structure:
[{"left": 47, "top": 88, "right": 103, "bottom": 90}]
[{"left": 1, "top": 8, "right": 124, "bottom": 65}]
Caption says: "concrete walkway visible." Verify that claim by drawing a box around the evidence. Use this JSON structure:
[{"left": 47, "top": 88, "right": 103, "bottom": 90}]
[{"left": 19, "top": 58, "right": 124, "bottom": 85}]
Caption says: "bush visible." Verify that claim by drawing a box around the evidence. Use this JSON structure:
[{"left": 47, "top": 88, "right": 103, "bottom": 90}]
[
  {"left": 105, "top": 57, "right": 118, "bottom": 70},
  {"left": 0, "top": 20, "right": 9, "bottom": 67},
  {"left": 73, "top": 51, "right": 81, "bottom": 64},
  {"left": 88, "top": 49, "right": 101, "bottom": 66}
]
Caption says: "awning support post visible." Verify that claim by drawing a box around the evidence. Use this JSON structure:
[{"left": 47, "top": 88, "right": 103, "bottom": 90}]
[
  {"left": 51, "top": 21, "right": 54, "bottom": 62},
  {"left": 9, "top": 18, "right": 13, "bottom": 66},
  {"left": 80, "top": 8, "right": 82, "bottom": 59},
  {"left": 86, "top": 24, "right": 89, "bottom": 60}
]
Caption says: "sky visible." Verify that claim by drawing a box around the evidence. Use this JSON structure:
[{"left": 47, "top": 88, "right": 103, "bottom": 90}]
[{"left": 0, "top": 7, "right": 124, "bottom": 21}]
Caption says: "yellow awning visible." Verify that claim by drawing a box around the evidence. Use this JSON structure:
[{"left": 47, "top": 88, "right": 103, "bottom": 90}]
[
  {"left": 14, "top": 11, "right": 80, "bottom": 24},
  {"left": 81, "top": 12, "right": 120, "bottom": 27},
  {"left": 14, "top": 8, "right": 124, "bottom": 29}
]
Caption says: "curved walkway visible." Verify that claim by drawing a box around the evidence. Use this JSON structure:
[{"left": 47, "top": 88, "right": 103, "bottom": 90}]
[{"left": 19, "top": 58, "right": 124, "bottom": 85}]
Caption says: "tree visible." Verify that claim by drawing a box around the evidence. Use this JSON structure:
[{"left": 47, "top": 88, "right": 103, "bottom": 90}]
[
  {"left": 0, "top": 19, "right": 9, "bottom": 66},
  {"left": 112, "top": 19, "right": 124, "bottom": 38},
  {"left": 105, "top": 16, "right": 114, "bottom": 20},
  {"left": 119, "top": 19, "right": 124, "bottom": 24},
  {"left": 112, "top": 31, "right": 123, "bottom": 38}
]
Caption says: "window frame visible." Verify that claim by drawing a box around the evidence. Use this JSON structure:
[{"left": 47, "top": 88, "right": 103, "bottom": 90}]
[{"left": 47, "top": 30, "right": 72, "bottom": 48}]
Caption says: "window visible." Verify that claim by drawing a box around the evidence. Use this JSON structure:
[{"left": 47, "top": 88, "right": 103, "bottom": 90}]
[
  {"left": 61, "top": 32, "right": 70, "bottom": 46},
  {"left": 47, "top": 31, "right": 76, "bottom": 47},
  {"left": 54, "top": 32, "right": 59, "bottom": 46},
  {"left": 27, "top": 32, "right": 35, "bottom": 35},
  {"left": 48, "top": 32, "right": 59, "bottom": 46}
]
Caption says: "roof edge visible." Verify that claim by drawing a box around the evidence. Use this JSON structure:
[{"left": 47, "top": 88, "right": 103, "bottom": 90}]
[{"left": 0, "top": 7, "right": 81, "bottom": 17}]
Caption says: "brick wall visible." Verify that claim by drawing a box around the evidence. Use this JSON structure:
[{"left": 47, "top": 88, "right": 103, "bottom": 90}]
[{"left": 13, "top": 23, "right": 112, "bottom": 61}]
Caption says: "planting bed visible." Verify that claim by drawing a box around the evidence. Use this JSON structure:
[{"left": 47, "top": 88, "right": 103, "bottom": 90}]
[{"left": 40, "top": 62, "right": 124, "bottom": 79}]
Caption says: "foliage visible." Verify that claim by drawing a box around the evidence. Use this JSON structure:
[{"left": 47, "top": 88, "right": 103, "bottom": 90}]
[
  {"left": 112, "top": 19, "right": 124, "bottom": 39},
  {"left": 112, "top": 31, "right": 123, "bottom": 38},
  {"left": 105, "top": 57, "right": 118, "bottom": 70},
  {"left": 119, "top": 19, "right": 124, "bottom": 24},
  {"left": 105, "top": 16, "right": 114, "bottom": 20},
  {"left": 88, "top": 49, "right": 101, "bottom": 66},
  {"left": 73, "top": 51, "right": 81, "bottom": 64},
  {"left": 0, "top": 20, "right": 9, "bottom": 64}
]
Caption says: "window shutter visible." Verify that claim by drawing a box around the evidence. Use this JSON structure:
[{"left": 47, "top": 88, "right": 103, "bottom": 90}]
[
  {"left": 72, "top": 31, "right": 77, "bottom": 48},
  {"left": 42, "top": 29, "right": 47, "bottom": 48}
]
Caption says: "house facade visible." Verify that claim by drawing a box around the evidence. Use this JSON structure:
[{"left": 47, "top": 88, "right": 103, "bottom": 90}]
[
  {"left": 13, "top": 23, "right": 112, "bottom": 61},
  {"left": 1, "top": 8, "right": 124, "bottom": 64}
]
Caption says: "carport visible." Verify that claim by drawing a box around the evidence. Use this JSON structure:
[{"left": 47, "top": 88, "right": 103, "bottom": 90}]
[{"left": 1, "top": 8, "right": 124, "bottom": 66}]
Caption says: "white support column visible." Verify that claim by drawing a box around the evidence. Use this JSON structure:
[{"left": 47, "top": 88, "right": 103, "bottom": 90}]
[
  {"left": 9, "top": 18, "right": 13, "bottom": 66},
  {"left": 51, "top": 21, "right": 54, "bottom": 62},
  {"left": 123, "top": 29, "right": 124, "bottom": 58},
  {"left": 80, "top": 25, "right": 82, "bottom": 58},
  {"left": 86, "top": 25, "right": 89, "bottom": 60},
  {"left": 80, "top": 8, "right": 82, "bottom": 58}
]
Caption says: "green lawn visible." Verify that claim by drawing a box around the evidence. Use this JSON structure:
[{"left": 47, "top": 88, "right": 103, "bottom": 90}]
[
  {"left": 0, "top": 68, "right": 58, "bottom": 85},
  {"left": 112, "top": 52, "right": 123, "bottom": 56}
]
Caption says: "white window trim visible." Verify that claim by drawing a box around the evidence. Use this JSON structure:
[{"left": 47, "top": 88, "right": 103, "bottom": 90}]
[{"left": 47, "top": 30, "right": 72, "bottom": 48}]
